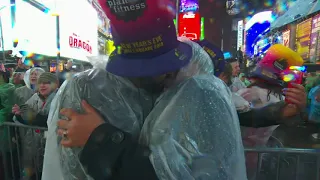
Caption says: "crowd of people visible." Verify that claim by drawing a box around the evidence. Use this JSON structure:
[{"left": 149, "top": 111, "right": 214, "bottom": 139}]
[
  {"left": 0, "top": 58, "right": 77, "bottom": 179},
  {"left": 0, "top": 1, "right": 319, "bottom": 180}
]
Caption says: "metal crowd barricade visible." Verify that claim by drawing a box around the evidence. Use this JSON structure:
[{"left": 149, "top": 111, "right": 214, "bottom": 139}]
[
  {"left": 245, "top": 147, "right": 320, "bottom": 180},
  {"left": 2, "top": 121, "right": 320, "bottom": 180},
  {"left": 0, "top": 122, "right": 48, "bottom": 180}
]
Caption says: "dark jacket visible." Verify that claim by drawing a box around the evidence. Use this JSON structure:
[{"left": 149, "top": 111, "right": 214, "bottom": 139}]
[
  {"left": 238, "top": 101, "right": 286, "bottom": 128},
  {"left": 80, "top": 123, "right": 158, "bottom": 180},
  {"left": 14, "top": 113, "right": 48, "bottom": 127},
  {"left": 80, "top": 102, "right": 290, "bottom": 180}
]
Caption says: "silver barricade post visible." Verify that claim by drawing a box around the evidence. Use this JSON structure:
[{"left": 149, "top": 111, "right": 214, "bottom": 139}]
[
  {"left": 245, "top": 148, "right": 320, "bottom": 180},
  {"left": 0, "top": 122, "right": 48, "bottom": 180}
]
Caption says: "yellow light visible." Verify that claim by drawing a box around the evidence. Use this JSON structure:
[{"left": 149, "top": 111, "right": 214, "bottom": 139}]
[{"left": 283, "top": 74, "right": 295, "bottom": 82}]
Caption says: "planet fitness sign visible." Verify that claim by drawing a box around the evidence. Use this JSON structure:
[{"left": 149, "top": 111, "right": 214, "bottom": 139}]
[{"left": 106, "top": 0, "right": 146, "bottom": 21}]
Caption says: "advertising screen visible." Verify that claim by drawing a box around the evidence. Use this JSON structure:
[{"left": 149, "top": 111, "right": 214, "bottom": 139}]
[
  {"left": 90, "top": 0, "right": 111, "bottom": 37},
  {"left": 237, "top": 20, "right": 243, "bottom": 49},
  {"left": 179, "top": 0, "right": 199, "bottom": 13},
  {"left": 309, "top": 14, "right": 320, "bottom": 63},
  {"left": 296, "top": 18, "right": 312, "bottom": 60},
  {"left": 0, "top": 5, "right": 13, "bottom": 51},
  {"left": 282, "top": 30, "right": 290, "bottom": 47},
  {"left": 178, "top": 12, "right": 200, "bottom": 41},
  {"left": 226, "top": 0, "right": 240, "bottom": 15},
  {"left": 15, "top": 0, "right": 56, "bottom": 56},
  {"left": 245, "top": 11, "right": 274, "bottom": 56},
  {"left": 58, "top": 0, "right": 98, "bottom": 61}
]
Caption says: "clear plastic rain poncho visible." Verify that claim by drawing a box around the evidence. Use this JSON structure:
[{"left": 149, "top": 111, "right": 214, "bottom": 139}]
[
  {"left": 237, "top": 86, "right": 283, "bottom": 179},
  {"left": 42, "top": 57, "right": 153, "bottom": 180},
  {"left": 139, "top": 38, "right": 247, "bottom": 180},
  {"left": 237, "top": 86, "right": 283, "bottom": 148},
  {"left": 13, "top": 67, "right": 45, "bottom": 106},
  {"left": 12, "top": 67, "right": 45, "bottom": 176}
]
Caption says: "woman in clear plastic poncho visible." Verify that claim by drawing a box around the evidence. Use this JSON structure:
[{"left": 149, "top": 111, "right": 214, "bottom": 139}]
[
  {"left": 237, "top": 44, "right": 306, "bottom": 179},
  {"left": 13, "top": 67, "right": 45, "bottom": 106},
  {"left": 138, "top": 38, "right": 247, "bottom": 179},
  {"left": 42, "top": 57, "right": 153, "bottom": 180}
]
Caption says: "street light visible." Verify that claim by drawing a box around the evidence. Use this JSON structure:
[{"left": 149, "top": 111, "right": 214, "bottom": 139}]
[{"left": 0, "top": 3, "right": 14, "bottom": 63}]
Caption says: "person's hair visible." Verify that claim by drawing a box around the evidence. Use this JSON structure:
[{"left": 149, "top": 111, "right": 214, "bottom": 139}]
[
  {"left": 30, "top": 67, "right": 45, "bottom": 74},
  {"left": 222, "top": 63, "right": 233, "bottom": 86},
  {"left": 248, "top": 79, "right": 283, "bottom": 101},
  {"left": 226, "top": 58, "right": 238, "bottom": 63}
]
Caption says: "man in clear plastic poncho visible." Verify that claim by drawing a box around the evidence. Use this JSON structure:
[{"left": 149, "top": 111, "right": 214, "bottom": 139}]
[
  {"left": 42, "top": 59, "right": 153, "bottom": 179},
  {"left": 52, "top": 1, "right": 247, "bottom": 179},
  {"left": 137, "top": 38, "right": 247, "bottom": 179}
]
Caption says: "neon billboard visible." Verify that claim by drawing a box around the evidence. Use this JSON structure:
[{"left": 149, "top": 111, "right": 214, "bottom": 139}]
[
  {"left": 245, "top": 11, "right": 275, "bottom": 56},
  {"left": 179, "top": 0, "right": 199, "bottom": 13},
  {"left": 178, "top": 12, "right": 200, "bottom": 41}
]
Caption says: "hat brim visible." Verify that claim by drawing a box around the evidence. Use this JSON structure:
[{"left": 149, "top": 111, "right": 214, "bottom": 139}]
[
  {"left": 106, "top": 42, "right": 192, "bottom": 77},
  {"left": 249, "top": 65, "right": 284, "bottom": 86}
]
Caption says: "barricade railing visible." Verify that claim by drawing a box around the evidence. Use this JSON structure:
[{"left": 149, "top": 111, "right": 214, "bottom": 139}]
[
  {"left": 244, "top": 147, "right": 320, "bottom": 180},
  {"left": 0, "top": 122, "right": 47, "bottom": 180},
  {"left": 1, "top": 121, "right": 320, "bottom": 180}
]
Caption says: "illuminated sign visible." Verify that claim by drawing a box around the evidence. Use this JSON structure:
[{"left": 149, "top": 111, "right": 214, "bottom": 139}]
[
  {"left": 309, "top": 14, "right": 320, "bottom": 62},
  {"left": 237, "top": 20, "right": 243, "bottom": 49},
  {"left": 200, "top": 17, "right": 204, "bottom": 40},
  {"left": 226, "top": 0, "right": 240, "bottom": 15},
  {"left": 183, "top": 13, "right": 195, "bottom": 19},
  {"left": 15, "top": 0, "right": 56, "bottom": 56},
  {"left": 0, "top": 5, "right": 13, "bottom": 51},
  {"left": 90, "top": 0, "right": 111, "bottom": 37},
  {"left": 14, "top": 0, "right": 98, "bottom": 61},
  {"left": 178, "top": 12, "right": 200, "bottom": 41},
  {"left": 296, "top": 18, "right": 312, "bottom": 60},
  {"left": 69, "top": 33, "right": 92, "bottom": 54},
  {"left": 282, "top": 30, "right": 290, "bottom": 47},
  {"left": 58, "top": 0, "right": 98, "bottom": 61},
  {"left": 245, "top": 11, "right": 274, "bottom": 31},
  {"left": 179, "top": 0, "right": 199, "bottom": 13}
]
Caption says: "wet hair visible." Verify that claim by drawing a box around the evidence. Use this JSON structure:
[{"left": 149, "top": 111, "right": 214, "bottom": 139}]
[
  {"left": 222, "top": 63, "right": 233, "bottom": 86},
  {"left": 226, "top": 58, "right": 238, "bottom": 63},
  {"left": 248, "top": 80, "right": 283, "bottom": 101}
]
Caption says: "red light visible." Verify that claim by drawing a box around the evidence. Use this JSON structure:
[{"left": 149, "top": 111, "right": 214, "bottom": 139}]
[{"left": 178, "top": 12, "right": 201, "bottom": 41}]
